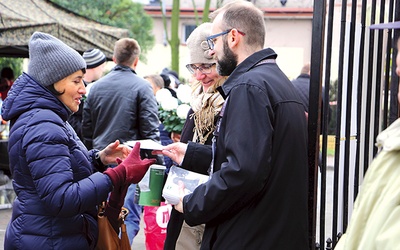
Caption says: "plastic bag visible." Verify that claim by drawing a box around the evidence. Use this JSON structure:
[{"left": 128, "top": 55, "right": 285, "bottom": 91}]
[{"left": 143, "top": 202, "right": 172, "bottom": 250}]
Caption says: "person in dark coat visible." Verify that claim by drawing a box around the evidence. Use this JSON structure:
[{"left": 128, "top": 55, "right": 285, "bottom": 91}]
[
  {"left": 291, "top": 62, "right": 331, "bottom": 126},
  {"left": 1, "top": 32, "right": 155, "bottom": 250},
  {"left": 155, "top": 2, "right": 309, "bottom": 249},
  {"left": 291, "top": 63, "right": 312, "bottom": 113},
  {"left": 292, "top": 63, "right": 331, "bottom": 167}
]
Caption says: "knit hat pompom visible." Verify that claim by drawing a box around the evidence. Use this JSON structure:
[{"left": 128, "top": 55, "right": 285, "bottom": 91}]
[
  {"left": 186, "top": 22, "right": 215, "bottom": 65},
  {"left": 83, "top": 48, "right": 106, "bottom": 69},
  {"left": 28, "top": 32, "right": 86, "bottom": 87}
]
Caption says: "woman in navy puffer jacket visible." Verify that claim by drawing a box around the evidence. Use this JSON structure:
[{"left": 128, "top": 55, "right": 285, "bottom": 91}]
[{"left": 1, "top": 32, "right": 155, "bottom": 250}]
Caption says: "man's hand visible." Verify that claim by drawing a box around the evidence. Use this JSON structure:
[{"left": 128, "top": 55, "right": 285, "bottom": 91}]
[{"left": 152, "top": 142, "right": 188, "bottom": 165}]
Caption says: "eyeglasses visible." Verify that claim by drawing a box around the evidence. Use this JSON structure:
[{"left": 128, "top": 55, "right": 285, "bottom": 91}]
[
  {"left": 206, "top": 28, "right": 246, "bottom": 50},
  {"left": 186, "top": 63, "right": 216, "bottom": 74}
]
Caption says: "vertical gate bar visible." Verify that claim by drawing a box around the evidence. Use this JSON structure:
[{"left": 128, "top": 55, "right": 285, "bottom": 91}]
[
  {"left": 341, "top": 0, "right": 359, "bottom": 234},
  {"left": 372, "top": 2, "right": 386, "bottom": 151},
  {"left": 354, "top": 0, "right": 369, "bottom": 201},
  {"left": 319, "top": 0, "right": 336, "bottom": 248},
  {"left": 319, "top": 0, "right": 337, "bottom": 249},
  {"left": 332, "top": 0, "right": 348, "bottom": 246},
  {"left": 310, "top": 1, "right": 327, "bottom": 249},
  {"left": 363, "top": 0, "right": 377, "bottom": 174}
]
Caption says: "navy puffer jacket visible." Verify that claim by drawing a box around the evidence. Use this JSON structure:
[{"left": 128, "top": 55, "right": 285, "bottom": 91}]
[{"left": 1, "top": 73, "right": 112, "bottom": 249}]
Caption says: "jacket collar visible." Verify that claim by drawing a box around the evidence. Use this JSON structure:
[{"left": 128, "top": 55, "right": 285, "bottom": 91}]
[
  {"left": 218, "top": 48, "right": 277, "bottom": 99},
  {"left": 297, "top": 73, "right": 310, "bottom": 79},
  {"left": 113, "top": 64, "right": 137, "bottom": 75}
]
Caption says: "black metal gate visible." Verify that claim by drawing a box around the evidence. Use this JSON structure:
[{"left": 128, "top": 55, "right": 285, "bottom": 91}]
[{"left": 309, "top": 0, "right": 400, "bottom": 249}]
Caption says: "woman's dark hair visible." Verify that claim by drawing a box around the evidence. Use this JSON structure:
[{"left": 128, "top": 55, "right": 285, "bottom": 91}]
[
  {"left": 1, "top": 67, "right": 14, "bottom": 80},
  {"left": 45, "top": 68, "right": 86, "bottom": 96},
  {"left": 46, "top": 84, "right": 63, "bottom": 96}
]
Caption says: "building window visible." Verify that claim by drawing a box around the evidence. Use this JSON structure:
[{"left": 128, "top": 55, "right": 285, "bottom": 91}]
[
  {"left": 149, "top": 0, "right": 160, "bottom": 5},
  {"left": 183, "top": 25, "right": 197, "bottom": 44}
]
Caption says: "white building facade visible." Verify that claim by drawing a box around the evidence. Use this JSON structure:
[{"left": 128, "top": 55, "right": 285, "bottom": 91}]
[{"left": 136, "top": 0, "right": 313, "bottom": 81}]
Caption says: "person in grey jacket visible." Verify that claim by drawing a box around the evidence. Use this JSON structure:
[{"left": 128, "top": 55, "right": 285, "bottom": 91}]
[
  {"left": 82, "top": 37, "right": 163, "bottom": 244},
  {"left": 2, "top": 32, "right": 155, "bottom": 250}
]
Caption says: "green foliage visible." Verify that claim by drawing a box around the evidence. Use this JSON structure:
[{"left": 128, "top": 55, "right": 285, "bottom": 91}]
[
  {"left": 50, "top": 0, "right": 155, "bottom": 61},
  {"left": 0, "top": 58, "right": 23, "bottom": 77},
  {"left": 202, "top": 0, "right": 211, "bottom": 23},
  {"left": 158, "top": 107, "right": 185, "bottom": 133}
]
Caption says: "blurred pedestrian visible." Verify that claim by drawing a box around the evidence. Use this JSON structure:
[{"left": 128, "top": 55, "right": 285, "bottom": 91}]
[
  {"left": 291, "top": 62, "right": 331, "bottom": 124},
  {"left": 291, "top": 62, "right": 331, "bottom": 166},
  {"left": 160, "top": 70, "right": 178, "bottom": 98},
  {"left": 145, "top": 74, "right": 164, "bottom": 96},
  {"left": 82, "top": 48, "right": 107, "bottom": 96},
  {"left": 144, "top": 74, "right": 174, "bottom": 170}
]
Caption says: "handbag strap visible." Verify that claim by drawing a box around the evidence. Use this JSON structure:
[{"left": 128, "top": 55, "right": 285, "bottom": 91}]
[
  {"left": 98, "top": 201, "right": 107, "bottom": 217},
  {"left": 119, "top": 207, "right": 129, "bottom": 222}
]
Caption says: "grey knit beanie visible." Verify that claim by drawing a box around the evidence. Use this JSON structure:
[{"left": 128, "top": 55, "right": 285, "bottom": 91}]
[
  {"left": 28, "top": 32, "right": 86, "bottom": 87},
  {"left": 83, "top": 48, "right": 106, "bottom": 69},
  {"left": 186, "top": 22, "right": 214, "bottom": 64}
]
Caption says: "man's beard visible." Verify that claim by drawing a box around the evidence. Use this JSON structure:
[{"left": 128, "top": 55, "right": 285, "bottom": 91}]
[{"left": 216, "top": 39, "right": 238, "bottom": 76}]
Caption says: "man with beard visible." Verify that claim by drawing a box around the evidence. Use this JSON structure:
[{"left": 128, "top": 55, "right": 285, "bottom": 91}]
[{"left": 155, "top": 1, "right": 309, "bottom": 249}]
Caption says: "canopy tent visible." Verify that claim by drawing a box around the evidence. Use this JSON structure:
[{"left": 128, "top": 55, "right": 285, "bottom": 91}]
[{"left": 0, "top": 0, "right": 129, "bottom": 59}]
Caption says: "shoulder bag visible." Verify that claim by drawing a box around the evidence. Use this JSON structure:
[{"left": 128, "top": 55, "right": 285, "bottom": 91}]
[{"left": 95, "top": 202, "right": 131, "bottom": 250}]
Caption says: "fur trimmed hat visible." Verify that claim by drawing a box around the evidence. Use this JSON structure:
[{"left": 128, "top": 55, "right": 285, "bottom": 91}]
[
  {"left": 186, "top": 22, "right": 214, "bottom": 64},
  {"left": 28, "top": 32, "right": 86, "bottom": 87},
  {"left": 83, "top": 48, "right": 106, "bottom": 69}
]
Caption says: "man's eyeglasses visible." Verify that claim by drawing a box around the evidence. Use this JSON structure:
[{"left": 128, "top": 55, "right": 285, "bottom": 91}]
[
  {"left": 206, "top": 28, "right": 246, "bottom": 50},
  {"left": 186, "top": 63, "right": 216, "bottom": 74}
]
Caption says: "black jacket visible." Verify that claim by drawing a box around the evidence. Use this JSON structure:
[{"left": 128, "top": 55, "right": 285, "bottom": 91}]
[{"left": 180, "top": 48, "right": 309, "bottom": 249}]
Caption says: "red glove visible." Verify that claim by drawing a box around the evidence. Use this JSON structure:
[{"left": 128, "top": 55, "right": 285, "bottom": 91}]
[
  {"left": 104, "top": 142, "right": 156, "bottom": 189},
  {"left": 106, "top": 158, "right": 128, "bottom": 206}
]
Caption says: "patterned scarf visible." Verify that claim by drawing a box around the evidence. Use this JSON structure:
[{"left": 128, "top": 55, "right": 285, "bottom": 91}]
[{"left": 189, "top": 77, "right": 226, "bottom": 144}]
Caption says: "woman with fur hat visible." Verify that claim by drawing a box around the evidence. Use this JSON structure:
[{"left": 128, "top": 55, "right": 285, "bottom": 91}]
[
  {"left": 1, "top": 32, "right": 155, "bottom": 249},
  {"left": 163, "top": 22, "right": 227, "bottom": 250}
]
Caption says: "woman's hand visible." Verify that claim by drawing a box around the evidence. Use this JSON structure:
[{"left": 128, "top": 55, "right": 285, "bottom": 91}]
[
  {"left": 152, "top": 142, "right": 188, "bottom": 166},
  {"left": 99, "top": 140, "right": 132, "bottom": 165}
]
